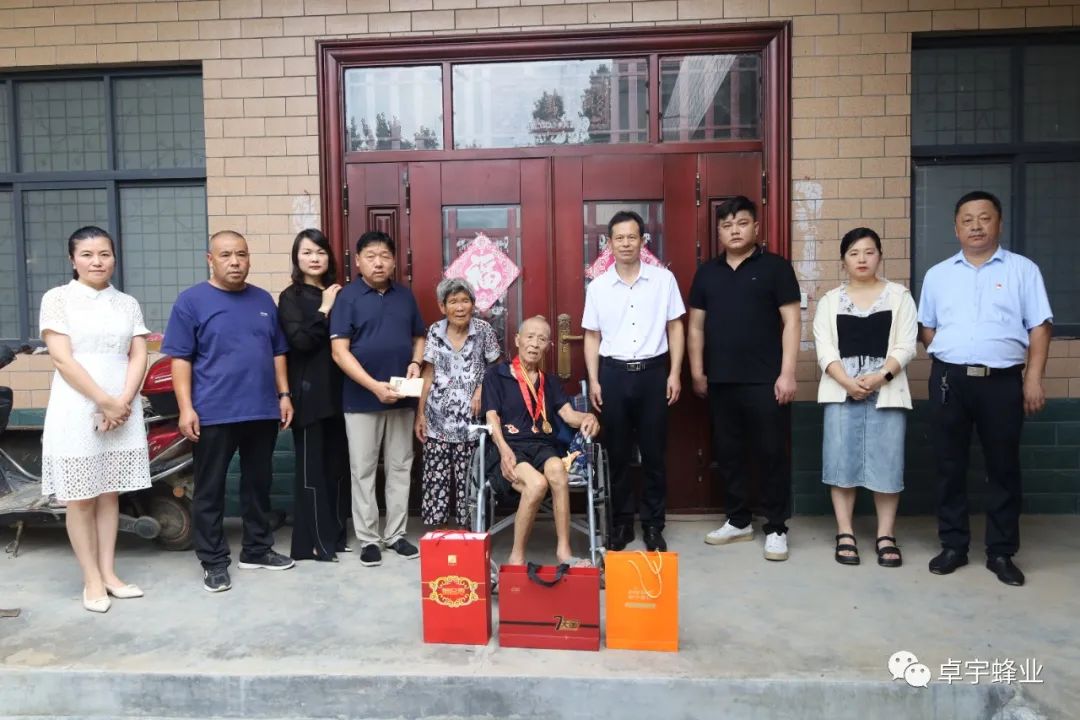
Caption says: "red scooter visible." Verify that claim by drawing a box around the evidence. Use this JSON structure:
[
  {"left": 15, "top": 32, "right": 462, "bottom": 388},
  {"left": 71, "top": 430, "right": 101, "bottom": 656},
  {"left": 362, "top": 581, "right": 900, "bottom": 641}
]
[{"left": 0, "top": 348, "right": 194, "bottom": 556}]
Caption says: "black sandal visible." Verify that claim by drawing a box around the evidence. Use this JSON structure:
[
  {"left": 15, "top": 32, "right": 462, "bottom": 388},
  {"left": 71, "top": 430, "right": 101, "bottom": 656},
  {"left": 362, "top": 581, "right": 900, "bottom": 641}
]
[
  {"left": 876, "top": 536, "right": 902, "bottom": 568},
  {"left": 834, "top": 533, "right": 860, "bottom": 565}
]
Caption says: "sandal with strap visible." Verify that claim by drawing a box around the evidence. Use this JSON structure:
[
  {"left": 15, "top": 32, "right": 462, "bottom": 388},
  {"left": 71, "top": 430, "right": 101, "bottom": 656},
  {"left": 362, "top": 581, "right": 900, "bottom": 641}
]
[
  {"left": 834, "top": 533, "right": 860, "bottom": 565},
  {"left": 876, "top": 536, "right": 902, "bottom": 568}
]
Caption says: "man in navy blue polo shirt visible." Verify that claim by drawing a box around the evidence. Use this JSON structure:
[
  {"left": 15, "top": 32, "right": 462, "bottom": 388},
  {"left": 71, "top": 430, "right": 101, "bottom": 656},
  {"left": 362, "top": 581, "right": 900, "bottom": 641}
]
[
  {"left": 918, "top": 190, "right": 1052, "bottom": 587},
  {"left": 163, "top": 230, "right": 296, "bottom": 593},
  {"left": 331, "top": 231, "right": 426, "bottom": 568},
  {"left": 482, "top": 316, "right": 599, "bottom": 566}
]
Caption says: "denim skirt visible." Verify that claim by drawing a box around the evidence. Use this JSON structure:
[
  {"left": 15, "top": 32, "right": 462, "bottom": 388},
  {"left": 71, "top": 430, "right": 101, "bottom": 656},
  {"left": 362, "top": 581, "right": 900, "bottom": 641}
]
[{"left": 822, "top": 397, "right": 906, "bottom": 493}]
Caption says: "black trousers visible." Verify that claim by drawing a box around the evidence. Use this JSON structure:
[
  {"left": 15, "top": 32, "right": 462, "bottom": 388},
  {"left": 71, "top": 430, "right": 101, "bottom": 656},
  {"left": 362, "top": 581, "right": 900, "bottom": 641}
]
[
  {"left": 192, "top": 419, "right": 279, "bottom": 569},
  {"left": 929, "top": 361, "right": 1024, "bottom": 557},
  {"left": 708, "top": 383, "right": 791, "bottom": 534},
  {"left": 600, "top": 361, "right": 669, "bottom": 530},
  {"left": 290, "top": 416, "right": 350, "bottom": 560}
]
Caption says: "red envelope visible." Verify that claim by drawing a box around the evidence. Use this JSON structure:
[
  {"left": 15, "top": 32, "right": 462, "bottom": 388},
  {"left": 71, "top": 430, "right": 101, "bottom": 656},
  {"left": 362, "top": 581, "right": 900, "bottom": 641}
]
[
  {"left": 498, "top": 563, "right": 601, "bottom": 651},
  {"left": 420, "top": 531, "right": 492, "bottom": 645}
]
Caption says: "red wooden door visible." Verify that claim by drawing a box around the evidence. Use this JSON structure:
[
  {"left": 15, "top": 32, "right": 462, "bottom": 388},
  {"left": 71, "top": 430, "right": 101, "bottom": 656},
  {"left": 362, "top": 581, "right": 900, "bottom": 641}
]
[
  {"left": 346, "top": 152, "right": 766, "bottom": 511},
  {"left": 405, "top": 159, "right": 552, "bottom": 356},
  {"left": 550, "top": 152, "right": 763, "bottom": 512},
  {"left": 346, "top": 159, "right": 552, "bottom": 352}
]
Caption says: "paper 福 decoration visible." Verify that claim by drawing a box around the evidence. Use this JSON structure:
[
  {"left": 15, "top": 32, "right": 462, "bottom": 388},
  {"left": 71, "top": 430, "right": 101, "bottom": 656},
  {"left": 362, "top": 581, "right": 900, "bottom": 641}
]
[{"left": 444, "top": 233, "right": 520, "bottom": 313}]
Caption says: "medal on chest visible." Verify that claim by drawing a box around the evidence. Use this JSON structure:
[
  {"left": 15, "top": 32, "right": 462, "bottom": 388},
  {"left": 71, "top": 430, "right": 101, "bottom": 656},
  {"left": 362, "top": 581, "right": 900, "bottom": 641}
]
[{"left": 510, "top": 357, "right": 552, "bottom": 434}]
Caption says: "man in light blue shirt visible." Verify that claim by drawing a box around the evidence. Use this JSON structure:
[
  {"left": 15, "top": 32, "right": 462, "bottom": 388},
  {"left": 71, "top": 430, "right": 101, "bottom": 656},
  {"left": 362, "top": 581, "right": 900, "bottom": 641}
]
[{"left": 917, "top": 190, "right": 1052, "bottom": 587}]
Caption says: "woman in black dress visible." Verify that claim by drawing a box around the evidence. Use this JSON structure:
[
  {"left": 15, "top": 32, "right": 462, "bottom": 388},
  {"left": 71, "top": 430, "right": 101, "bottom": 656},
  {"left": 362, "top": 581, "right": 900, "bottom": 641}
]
[{"left": 278, "top": 229, "right": 349, "bottom": 561}]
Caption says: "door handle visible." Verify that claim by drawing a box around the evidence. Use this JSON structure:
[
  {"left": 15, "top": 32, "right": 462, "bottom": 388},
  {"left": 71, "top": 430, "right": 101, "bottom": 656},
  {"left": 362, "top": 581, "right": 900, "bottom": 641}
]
[{"left": 557, "top": 313, "right": 584, "bottom": 380}]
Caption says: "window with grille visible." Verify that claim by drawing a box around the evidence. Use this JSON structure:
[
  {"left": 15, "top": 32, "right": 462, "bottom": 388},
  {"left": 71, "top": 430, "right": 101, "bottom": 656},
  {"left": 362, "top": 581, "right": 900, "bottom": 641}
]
[
  {"left": 0, "top": 68, "right": 207, "bottom": 339},
  {"left": 911, "top": 33, "right": 1080, "bottom": 335}
]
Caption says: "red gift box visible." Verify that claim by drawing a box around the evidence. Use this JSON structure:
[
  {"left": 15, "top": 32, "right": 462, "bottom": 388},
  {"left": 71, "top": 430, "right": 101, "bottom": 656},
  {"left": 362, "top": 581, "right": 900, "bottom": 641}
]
[
  {"left": 498, "top": 563, "right": 601, "bottom": 651},
  {"left": 420, "top": 531, "right": 492, "bottom": 645}
]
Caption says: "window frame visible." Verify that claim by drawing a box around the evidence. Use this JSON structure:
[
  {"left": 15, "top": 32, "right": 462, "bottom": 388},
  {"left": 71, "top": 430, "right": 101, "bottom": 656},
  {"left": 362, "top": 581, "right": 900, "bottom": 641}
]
[
  {"left": 911, "top": 31, "right": 1080, "bottom": 337},
  {"left": 0, "top": 66, "right": 207, "bottom": 343}
]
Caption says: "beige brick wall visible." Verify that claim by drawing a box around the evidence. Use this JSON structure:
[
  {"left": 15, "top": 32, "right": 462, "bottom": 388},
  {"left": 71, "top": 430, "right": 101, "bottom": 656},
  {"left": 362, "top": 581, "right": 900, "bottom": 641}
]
[{"left": 1, "top": 0, "right": 1078, "bottom": 407}]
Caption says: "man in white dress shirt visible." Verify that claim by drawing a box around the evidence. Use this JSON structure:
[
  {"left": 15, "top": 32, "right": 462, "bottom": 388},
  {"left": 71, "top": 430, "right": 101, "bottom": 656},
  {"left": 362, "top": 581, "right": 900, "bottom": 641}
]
[{"left": 582, "top": 210, "right": 686, "bottom": 552}]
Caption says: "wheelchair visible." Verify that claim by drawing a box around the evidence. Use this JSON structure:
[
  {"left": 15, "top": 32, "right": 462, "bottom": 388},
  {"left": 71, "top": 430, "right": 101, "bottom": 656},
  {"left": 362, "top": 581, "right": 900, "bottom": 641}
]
[{"left": 465, "top": 382, "right": 611, "bottom": 583}]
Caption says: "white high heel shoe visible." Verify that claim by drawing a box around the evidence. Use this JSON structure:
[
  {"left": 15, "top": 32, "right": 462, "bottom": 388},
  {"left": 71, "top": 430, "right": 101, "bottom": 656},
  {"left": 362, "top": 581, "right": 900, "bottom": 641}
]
[
  {"left": 104, "top": 583, "right": 144, "bottom": 599},
  {"left": 83, "top": 589, "right": 111, "bottom": 613}
]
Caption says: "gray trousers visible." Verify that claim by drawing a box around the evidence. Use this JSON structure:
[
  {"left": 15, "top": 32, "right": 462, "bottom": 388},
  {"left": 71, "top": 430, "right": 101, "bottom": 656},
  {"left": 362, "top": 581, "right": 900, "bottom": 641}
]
[{"left": 343, "top": 408, "right": 415, "bottom": 546}]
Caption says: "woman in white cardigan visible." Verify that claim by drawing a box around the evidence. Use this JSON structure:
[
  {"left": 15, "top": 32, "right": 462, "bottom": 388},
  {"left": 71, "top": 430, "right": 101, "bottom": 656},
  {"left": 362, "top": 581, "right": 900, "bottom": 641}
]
[{"left": 813, "top": 227, "right": 917, "bottom": 568}]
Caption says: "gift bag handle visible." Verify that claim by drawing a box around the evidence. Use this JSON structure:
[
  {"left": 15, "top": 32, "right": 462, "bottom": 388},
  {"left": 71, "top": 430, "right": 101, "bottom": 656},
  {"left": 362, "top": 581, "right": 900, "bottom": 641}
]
[
  {"left": 630, "top": 550, "right": 663, "bottom": 600},
  {"left": 526, "top": 561, "right": 570, "bottom": 588}
]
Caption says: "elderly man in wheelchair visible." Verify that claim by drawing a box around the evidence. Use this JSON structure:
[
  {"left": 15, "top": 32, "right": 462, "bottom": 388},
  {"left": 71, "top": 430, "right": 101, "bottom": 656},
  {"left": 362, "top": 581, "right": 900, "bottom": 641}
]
[{"left": 480, "top": 316, "right": 600, "bottom": 567}]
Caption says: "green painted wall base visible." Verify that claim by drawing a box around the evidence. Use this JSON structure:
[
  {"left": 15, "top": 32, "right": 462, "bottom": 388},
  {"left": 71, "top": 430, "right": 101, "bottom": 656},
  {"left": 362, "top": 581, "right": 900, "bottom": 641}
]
[{"left": 792, "top": 398, "right": 1080, "bottom": 515}]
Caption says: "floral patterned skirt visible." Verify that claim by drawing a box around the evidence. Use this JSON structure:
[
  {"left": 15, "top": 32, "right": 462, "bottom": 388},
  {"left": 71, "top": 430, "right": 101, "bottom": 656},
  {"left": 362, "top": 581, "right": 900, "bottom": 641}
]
[{"left": 421, "top": 438, "right": 477, "bottom": 527}]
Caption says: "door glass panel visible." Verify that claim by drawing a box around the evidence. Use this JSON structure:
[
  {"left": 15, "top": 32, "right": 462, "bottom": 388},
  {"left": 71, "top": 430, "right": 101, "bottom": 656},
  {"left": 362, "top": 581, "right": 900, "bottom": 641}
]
[
  {"left": 344, "top": 66, "right": 443, "bottom": 151},
  {"left": 23, "top": 187, "right": 109, "bottom": 337},
  {"left": 442, "top": 205, "right": 522, "bottom": 356},
  {"left": 660, "top": 54, "right": 761, "bottom": 142},
  {"left": 453, "top": 59, "right": 648, "bottom": 149},
  {"left": 583, "top": 201, "right": 664, "bottom": 291}
]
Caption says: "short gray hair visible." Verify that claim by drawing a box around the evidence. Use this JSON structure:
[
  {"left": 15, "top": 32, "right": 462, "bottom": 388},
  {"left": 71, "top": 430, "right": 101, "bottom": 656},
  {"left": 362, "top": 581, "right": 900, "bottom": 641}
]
[
  {"left": 437, "top": 277, "right": 476, "bottom": 305},
  {"left": 518, "top": 315, "right": 550, "bottom": 333}
]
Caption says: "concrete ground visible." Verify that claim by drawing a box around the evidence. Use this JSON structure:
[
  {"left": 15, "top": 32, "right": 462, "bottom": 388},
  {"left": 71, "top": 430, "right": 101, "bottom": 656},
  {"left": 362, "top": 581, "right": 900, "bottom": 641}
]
[{"left": 0, "top": 514, "right": 1075, "bottom": 720}]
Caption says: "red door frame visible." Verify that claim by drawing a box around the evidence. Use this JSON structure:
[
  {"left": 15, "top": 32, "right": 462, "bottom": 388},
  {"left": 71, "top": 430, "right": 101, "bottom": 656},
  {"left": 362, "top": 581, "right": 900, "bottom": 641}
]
[{"left": 316, "top": 23, "right": 792, "bottom": 277}]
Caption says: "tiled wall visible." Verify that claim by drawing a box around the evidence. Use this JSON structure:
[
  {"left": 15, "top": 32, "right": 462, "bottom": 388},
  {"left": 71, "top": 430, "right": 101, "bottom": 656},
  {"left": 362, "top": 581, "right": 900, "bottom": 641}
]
[{"left": 1, "top": 0, "right": 1079, "bottom": 410}]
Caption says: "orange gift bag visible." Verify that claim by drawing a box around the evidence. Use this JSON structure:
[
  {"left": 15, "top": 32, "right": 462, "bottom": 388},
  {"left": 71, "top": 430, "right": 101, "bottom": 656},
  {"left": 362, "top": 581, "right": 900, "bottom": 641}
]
[{"left": 604, "top": 550, "right": 678, "bottom": 652}]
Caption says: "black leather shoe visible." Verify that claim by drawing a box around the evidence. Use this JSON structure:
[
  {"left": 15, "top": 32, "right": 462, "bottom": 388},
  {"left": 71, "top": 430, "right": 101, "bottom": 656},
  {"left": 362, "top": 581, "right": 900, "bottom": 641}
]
[
  {"left": 986, "top": 555, "right": 1025, "bottom": 586},
  {"left": 643, "top": 527, "right": 667, "bottom": 552},
  {"left": 609, "top": 524, "right": 634, "bottom": 551},
  {"left": 929, "top": 548, "right": 968, "bottom": 575}
]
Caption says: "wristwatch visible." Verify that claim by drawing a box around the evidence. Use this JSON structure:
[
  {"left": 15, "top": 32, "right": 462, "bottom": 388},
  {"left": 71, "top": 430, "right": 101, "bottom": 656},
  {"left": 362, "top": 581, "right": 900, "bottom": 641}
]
[
  {"left": 881, "top": 370, "right": 894, "bottom": 382},
  {"left": 278, "top": 391, "right": 292, "bottom": 399}
]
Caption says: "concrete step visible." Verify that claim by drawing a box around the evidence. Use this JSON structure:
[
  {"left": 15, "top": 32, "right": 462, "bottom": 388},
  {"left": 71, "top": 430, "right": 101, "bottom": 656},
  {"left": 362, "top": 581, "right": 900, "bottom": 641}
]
[
  {"left": 2, "top": 517, "right": 1071, "bottom": 720},
  {"left": 0, "top": 668, "right": 1045, "bottom": 720}
]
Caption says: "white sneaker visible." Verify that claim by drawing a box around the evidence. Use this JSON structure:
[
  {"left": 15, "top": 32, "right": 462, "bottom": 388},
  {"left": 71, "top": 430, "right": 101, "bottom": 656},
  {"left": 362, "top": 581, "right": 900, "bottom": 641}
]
[
  {"left": 764, "top": 532, "right": 789, "bottom": 561},
  {"left": 704, "top": 521, "right": 753, "bottom": 545}
]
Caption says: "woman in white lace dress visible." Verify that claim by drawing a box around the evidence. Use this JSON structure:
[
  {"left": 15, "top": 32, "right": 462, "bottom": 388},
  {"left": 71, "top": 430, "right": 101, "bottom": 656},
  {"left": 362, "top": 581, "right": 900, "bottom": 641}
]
[{"left": 40, "top": 226, "right": 152, "bottom": 613}]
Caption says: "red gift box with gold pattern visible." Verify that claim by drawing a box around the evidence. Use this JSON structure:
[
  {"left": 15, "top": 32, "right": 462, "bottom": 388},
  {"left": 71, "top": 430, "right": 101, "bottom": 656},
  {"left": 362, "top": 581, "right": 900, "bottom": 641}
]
[{"left": 420, "top": 531, "right": 492, "bottom": 645}]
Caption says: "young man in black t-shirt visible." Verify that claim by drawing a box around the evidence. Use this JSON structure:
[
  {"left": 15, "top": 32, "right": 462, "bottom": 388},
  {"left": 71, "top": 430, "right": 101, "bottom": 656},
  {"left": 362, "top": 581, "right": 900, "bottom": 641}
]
[{"left": 687, "top": 196, "right": 802, "bottom": 561}]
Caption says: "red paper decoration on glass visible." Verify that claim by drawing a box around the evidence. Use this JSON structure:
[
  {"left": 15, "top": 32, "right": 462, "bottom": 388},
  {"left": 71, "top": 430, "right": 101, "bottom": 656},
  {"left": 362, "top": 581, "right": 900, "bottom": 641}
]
[{"left": 444, "top": 233, "right": 521, "bottom": 313}]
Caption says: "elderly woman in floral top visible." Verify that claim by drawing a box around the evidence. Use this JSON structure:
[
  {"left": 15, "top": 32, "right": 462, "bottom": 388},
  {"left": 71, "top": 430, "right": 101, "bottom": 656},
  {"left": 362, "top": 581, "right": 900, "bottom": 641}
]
[{"left": 415, "top": 278, "right": 502, "bottom": 527}]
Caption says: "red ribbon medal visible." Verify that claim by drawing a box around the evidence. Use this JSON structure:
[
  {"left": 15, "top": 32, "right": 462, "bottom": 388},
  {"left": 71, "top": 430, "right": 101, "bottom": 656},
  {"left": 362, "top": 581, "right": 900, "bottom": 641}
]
[{"left": 510, "top": 357, "right": 552, "bottom": 434}]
